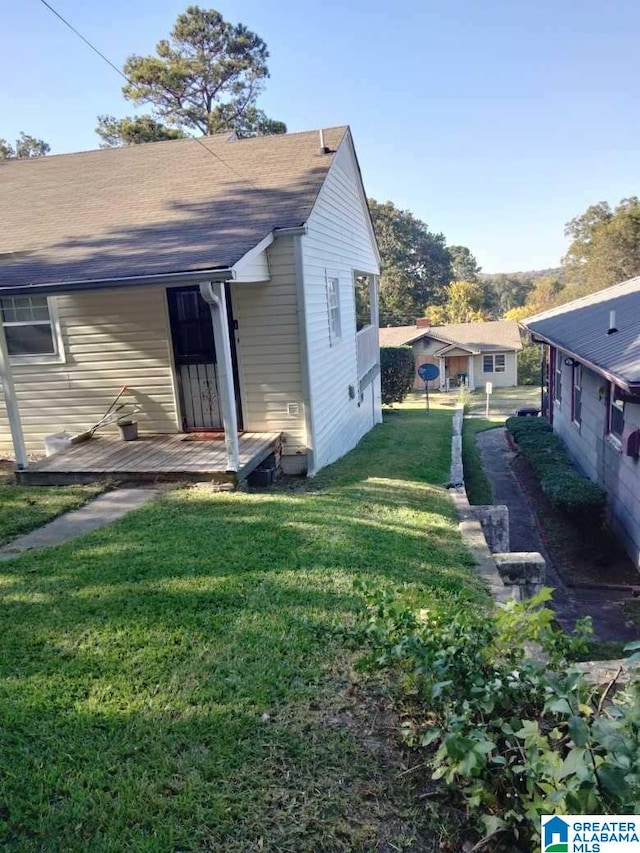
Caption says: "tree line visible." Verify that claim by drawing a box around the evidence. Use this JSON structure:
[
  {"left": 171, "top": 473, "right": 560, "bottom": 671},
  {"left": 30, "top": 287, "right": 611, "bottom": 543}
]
[
  {"left": 4, "top": 5, "right": 639, "bottom": 330},
  {"left": 1, "top": 5, "right": 286, "bottom": 160}
]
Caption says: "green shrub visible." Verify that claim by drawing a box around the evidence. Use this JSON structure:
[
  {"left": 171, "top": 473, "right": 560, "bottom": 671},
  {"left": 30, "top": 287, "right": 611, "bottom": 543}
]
[
  {"left": 351, "top": 582, "right": 640, "bottom": 850},
  {"left": 517, "top": 341, "right": 542, "bottom": 385},
  {"left": 380, "top": 346, "right": 415, "bottom": 405},
  {"left": 506, "top": 417, "right": 606, "bottom": 521},
  {"left": 505, "top": 416, "right": 552, "bottom": 441},
  {"left": 541, "top": 471, "right": 607, "bottom": 512}
]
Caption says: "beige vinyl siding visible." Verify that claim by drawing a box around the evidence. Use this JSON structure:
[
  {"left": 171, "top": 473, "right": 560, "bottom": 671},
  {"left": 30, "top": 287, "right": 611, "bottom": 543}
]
[
  {"left": 231, "top": 235, "right": 307, "bottom": 462},
  {"left": 0, "top": 286, "right": 178, "bottom": 456},
  {"left": 301, "top": 135, "right": 381, "bottom": 471},
  {"left": 472, "top": 351, "right": 517, "bottom": 387}
]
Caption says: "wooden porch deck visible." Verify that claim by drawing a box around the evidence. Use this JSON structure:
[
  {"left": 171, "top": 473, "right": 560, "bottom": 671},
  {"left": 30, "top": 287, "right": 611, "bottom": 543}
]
[{"left": 17, "top": 432, "right": 282, "bottom": 486}]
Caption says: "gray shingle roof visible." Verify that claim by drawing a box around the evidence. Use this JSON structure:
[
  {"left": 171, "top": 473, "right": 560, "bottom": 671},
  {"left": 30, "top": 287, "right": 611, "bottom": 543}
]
[
  {"left": 378, "top": 320, "right": 522, "bottom": 352},
  {"left": 0, "top": 126, "right": 348, "bottom": 291},
  {"left": 522, "top": 276, "right": 640, "bottom": 387}
]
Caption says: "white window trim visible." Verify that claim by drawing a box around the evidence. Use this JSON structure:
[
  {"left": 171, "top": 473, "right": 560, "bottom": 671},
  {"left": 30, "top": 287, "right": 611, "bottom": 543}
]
[
  {"left": 326, "top": 273, "right": 341, "bottom": 345},
  {"left": 1, "top": 296, "right": 66, "bottom": 365},
  {"left": 482, "top": 353, "right": 506, "bottom": 373},
  {"left": 353, "top": 271, "right": 375, "bottom": 333},
  {"left": 553, "top": 349, "right": 562, "bottom": 405},
  {"left": 608, "top": 387, "right": 625, "bottom": 446},
  {"left": 571, "top": 364, "right": 582, "bottom": 427}
]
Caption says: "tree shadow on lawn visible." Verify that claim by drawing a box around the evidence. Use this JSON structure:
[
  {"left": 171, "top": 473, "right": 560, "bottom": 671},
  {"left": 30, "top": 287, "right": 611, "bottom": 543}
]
[{"left": 0, "top": 408, "right": 485, "bottom": 850}]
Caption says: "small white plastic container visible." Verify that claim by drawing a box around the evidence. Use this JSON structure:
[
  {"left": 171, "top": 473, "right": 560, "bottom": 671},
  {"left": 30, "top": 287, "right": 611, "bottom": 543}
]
[{"left": 43, "top": 432, "right": 75, "bottom": 457}]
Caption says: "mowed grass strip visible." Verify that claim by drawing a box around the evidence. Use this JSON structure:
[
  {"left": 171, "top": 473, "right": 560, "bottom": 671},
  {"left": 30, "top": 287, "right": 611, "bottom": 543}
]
[
  {"left": 461, "top": 417, "right": 503, "bottom": 505},
  {"left": 0, "top": 400, "right": 487, "bottom": 852}
]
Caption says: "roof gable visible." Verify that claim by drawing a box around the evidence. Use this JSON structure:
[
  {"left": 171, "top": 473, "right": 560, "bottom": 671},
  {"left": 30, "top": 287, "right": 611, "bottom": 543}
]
[{"left": 0, "top": 126, "right": 348, "bottom": 292}]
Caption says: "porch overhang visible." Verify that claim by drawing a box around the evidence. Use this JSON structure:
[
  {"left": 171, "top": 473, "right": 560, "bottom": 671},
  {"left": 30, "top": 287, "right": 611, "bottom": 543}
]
[{"left": 0, "top": 226, "right": 308, "bottom": 298}]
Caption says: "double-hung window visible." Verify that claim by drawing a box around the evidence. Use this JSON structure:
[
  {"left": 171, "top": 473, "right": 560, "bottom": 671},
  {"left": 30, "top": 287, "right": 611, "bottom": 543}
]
[
  {"left": 553, "top": 348, "right": 562, "bottom": 404},
  {"left": 482, "top": 353, "right": 505, "bottom": 373},
  {"left": 609, "top": 386, "right": 625, "bottom": 443},
  {"left": 0, "top": 296, "right": 62, "bottom": 361},
  {"left": 571, "top": 364, "right": 582, "bottom": 425},
  {"left": 326, "top": 276, "right": 341, "bottom": 344}
]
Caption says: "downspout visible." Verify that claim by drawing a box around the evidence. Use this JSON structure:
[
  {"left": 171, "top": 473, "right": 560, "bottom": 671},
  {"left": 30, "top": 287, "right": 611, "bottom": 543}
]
[
  {"left": 0, "top": 316, "right": 27, "bottom": 469},
  {"left": 199, "top": 281, "right": 240, "bottom": 473},
  {"left": 293, "top": 234, "right": 316, "bottom": 475}
]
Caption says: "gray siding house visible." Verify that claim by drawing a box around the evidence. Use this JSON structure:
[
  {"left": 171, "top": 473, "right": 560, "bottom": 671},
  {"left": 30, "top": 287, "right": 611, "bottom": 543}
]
[
  {"left": 379, "top": 320, "right": 521, "bottom": 391},
  {"left": 523, "top": 276, "right": 640, "bottom": 570}
]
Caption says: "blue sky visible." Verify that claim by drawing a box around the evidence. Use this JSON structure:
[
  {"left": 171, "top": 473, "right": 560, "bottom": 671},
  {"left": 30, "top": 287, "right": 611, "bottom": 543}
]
[{"left": 2, "top": 0, "right": 640, "bottom": 272}]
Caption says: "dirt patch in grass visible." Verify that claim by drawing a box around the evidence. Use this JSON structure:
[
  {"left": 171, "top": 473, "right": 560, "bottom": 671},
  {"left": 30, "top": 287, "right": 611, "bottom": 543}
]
[
  {"left": 231, "top": 661, "right": 474, "bottom": 853},
  {"left": 511, "top": 453, "right": 640, "bottom": 587}
]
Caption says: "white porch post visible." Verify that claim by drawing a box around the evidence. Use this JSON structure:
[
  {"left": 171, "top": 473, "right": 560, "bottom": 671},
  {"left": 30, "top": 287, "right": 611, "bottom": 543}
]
[
  {"left": 439, "top": 357, "right": 446, "bottom": 391},
  {"left": 199, "top": 281, "right": 240, "bottom": 473},
  {"left": 468, "top": 355, "right": 475, "bottom": 391},
  {"left": 0, "top": 314, "right": 27, "bottom": 470}
]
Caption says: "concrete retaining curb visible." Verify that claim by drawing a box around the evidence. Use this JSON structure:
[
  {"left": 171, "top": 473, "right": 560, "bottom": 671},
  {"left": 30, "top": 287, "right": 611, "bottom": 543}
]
[{"left": 448, "top": 406, "right": 632, "bottom": 684}]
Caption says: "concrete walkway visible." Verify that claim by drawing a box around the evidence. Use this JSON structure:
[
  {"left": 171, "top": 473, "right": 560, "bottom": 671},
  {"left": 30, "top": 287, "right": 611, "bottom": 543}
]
[
  {"left": 475, "top": 427, "right": 637, "bottom": 642},
  {"left": 0, "top": 488, "right": 160, "bottom": 561}
]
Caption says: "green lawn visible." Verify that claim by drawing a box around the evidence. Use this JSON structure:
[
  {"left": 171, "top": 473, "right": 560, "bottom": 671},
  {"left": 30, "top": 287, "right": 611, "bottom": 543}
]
[
  {"left": 0, "top": 401, "right": 487, "bottom": 852},
  {"left": 465, "top": 385, "right": 540, "bottom": 418},
  {"left": 461, "top": 417, "right": 502, "bottom": 505},
  {"left": 0, "top": 473, "right": 102, "bottom": 545}
]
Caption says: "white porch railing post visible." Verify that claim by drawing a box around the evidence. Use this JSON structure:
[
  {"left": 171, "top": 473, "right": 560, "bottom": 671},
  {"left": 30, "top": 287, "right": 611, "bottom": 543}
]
[
  {"left": 0, "top": 314, "right": 27, "bottom": 470},
  {"left": 199, "top": 281, "right": 240, "bottom": 473}
]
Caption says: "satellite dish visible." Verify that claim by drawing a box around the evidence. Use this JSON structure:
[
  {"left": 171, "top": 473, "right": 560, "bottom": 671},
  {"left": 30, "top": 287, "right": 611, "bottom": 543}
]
[{"left": 417, "top": 363, "right": 440, "bottom": 382}]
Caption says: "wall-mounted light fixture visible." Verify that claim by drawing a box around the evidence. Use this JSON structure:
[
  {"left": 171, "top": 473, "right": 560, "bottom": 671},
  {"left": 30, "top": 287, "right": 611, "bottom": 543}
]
[{"left": 564, "top": 357, "right": 579, "bottom": 367}]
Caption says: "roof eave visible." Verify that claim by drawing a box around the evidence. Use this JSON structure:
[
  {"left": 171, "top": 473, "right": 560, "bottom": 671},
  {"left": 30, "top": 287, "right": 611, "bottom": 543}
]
[
  {"left": 0, "top": 266, "right": 235, "bottom": 297},
  {"left": 525, "top": 327, "right": 638, "bottom": 393}
]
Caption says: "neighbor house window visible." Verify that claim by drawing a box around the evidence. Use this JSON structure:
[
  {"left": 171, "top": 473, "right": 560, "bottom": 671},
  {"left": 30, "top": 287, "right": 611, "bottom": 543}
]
[
  {"left": 483, "top": 353, "right": 506, "bottom": 373},
  {"left": 326, "top": 276, "right": 341, "bottom": 343},
  {"left": 553, "top": 349, "right": 562, "bottom": 404},
  {"left": 571, "top": 364, "right": 582, "bottom": 425},
  {"left": 354, "top": 274, "right": 373, "bottom": 332},
  {"left": 609, "top": 387, "right": 625, "bottom": 442},
  {"left": 0, "top": 296, "right": 60, "bottom": 359}
]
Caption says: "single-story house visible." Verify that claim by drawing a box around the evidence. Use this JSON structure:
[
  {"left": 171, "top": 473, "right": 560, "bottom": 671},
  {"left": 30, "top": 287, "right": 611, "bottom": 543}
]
[
  {"left": 379, "top": 319, "right": 522, "bottom": 391},
  {"left": 522, "top": 276, "right": 640, "bottom": 569},
  {"left": 0, "top": 126, "right": 382, "bottom": 481}
]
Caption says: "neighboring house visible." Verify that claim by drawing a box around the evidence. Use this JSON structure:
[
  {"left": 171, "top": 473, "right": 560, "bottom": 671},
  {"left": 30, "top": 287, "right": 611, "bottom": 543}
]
[
  {"left": 0, "top": 126, "right": 382, "bottom": 477},
  {"left": 379, "top": 319, "right": 522, "bottom": 391},
  {"left": 522, "top": 276, "right": 640, "bottom": 569}
]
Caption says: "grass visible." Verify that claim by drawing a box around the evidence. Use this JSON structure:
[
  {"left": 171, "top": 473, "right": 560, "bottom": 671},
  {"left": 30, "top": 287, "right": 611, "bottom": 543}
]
[
  {"left": 465, "top": 385, "right": 540, "bottom": 418},
  {"left": 0, "top": 399, "right": 487, "bottom": 852},
  {"left": 461, "top": 417, "right": 502, "bottom": 505},
  {"left": 0, "top": 470, "right": 102, "bottom": 545}
]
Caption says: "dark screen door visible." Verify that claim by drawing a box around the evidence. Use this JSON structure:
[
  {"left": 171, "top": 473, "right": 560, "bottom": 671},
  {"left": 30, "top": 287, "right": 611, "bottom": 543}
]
[{"left": 167, "top": 287, "right": 222, "bottom": 430}]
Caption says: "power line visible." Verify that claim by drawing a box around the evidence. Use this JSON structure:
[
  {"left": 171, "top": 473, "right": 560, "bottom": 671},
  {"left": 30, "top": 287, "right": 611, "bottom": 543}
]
[{"left": 36, "top": 0, "right": 260, "bottom": 188}]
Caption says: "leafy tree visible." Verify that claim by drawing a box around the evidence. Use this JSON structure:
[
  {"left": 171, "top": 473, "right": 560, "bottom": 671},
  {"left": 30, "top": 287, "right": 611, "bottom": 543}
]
[
  {"left": 368, "top": 199, "right": 452, "bottom": 325},
  {"left": 425, "top": 280, "right": 489, "bottom": 324},
  {"left": 563, "top": 197, "right": 640, "bottom": 292},
  {"left": 479, "top": 274, "right": 533, "bottom": 318},
  {"left": 448, "top": 245, "right": 481, "bottom": 281},
  {"left": 503, "top": 305, "right": 531, "bottom": 322},
  {"left": 517, "top": 342, "right": 541, "bottom": 385},
  {"left": 103, "top": 6, "right": 286, "bottom": 141},
  {"left": 96, "top": 115, "right": 187, "bottom": 147},
  {"left": 0, "top": 132, "right": 50, "bottom": 160}
]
